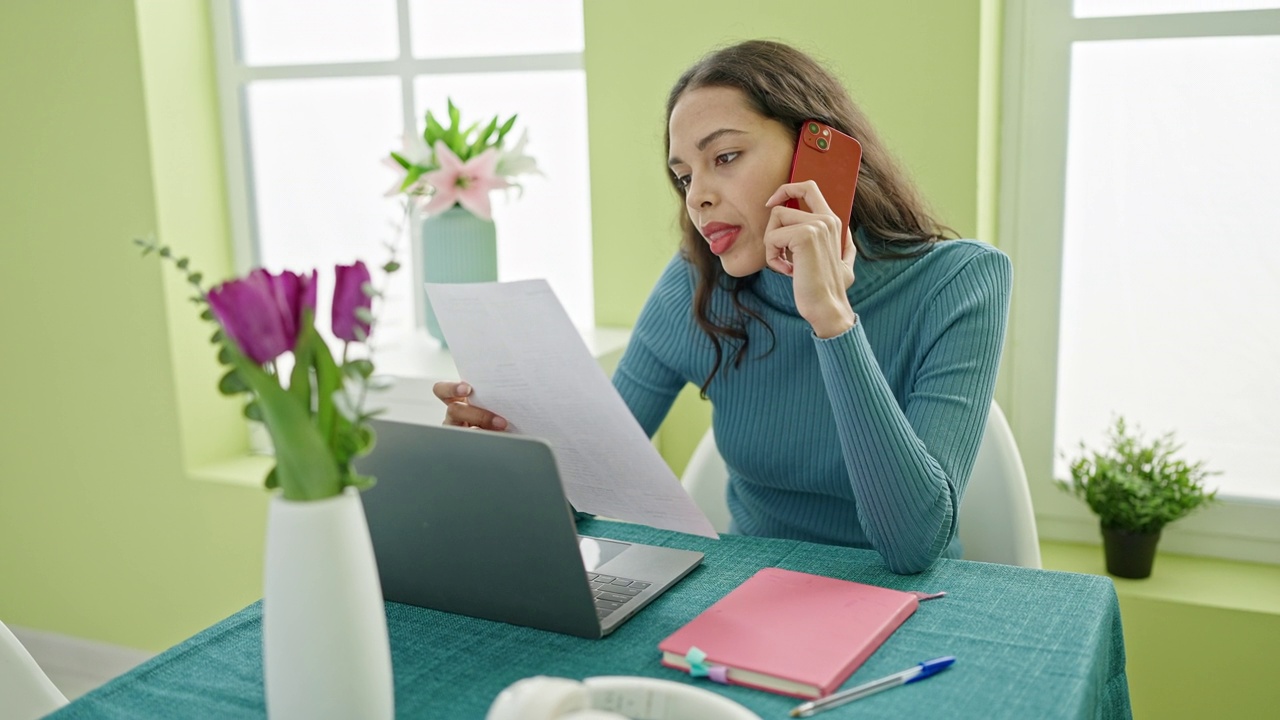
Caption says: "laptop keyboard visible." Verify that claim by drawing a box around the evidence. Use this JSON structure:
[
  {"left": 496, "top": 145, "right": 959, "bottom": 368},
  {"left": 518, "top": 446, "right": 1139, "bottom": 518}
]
[{"left": 586, "top": 573, "right": 651, "bottom": 619}]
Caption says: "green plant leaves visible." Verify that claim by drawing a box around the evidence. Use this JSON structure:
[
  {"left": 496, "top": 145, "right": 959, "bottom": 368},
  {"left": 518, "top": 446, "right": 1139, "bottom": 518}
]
[
  {"left": 228, "top": 344, "right": 342, "bottom": 501},
  {"left": 418, "top": 98, "right": 515, "bottom": 164},
  {"left": 137, "top": 234, "right": 400, "bottom": 502},
  {"left": 1056, "top": 416, "right": 1219, "bottom": 533},
  {"left": 218, "top": 369, "right": 249, "bottom": 396}
]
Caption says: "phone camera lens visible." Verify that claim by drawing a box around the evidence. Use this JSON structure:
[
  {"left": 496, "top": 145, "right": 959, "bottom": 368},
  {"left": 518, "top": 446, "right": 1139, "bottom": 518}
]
[
  {"left": 817, "top": 138, "right": 829, "bottom": 150},
  {"left": 808, "top": 122, "right": 820, "bottom": 134}
]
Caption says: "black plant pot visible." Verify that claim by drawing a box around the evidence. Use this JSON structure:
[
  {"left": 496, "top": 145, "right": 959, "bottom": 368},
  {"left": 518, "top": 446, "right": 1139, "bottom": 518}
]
[{"left": 1101, "top": 525, "right": 1162, "bottom": 579}]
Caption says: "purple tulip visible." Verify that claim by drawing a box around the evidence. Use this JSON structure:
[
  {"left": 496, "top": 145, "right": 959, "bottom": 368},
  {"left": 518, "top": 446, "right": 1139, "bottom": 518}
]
[
  {"left": 332, "top": 261, "right": 373, "bottom": 342},
  {"left": 263, "top": 269, "right": 317, "bottom": 342},
  {"left": 207, "top": 268, "right": 317, "bottom": 364}
]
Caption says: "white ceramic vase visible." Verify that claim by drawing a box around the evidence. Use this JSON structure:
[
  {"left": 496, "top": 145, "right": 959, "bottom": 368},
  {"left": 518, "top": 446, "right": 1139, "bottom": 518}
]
[{"left": 262, "top": 487, "right": 394, "bottom": 719}]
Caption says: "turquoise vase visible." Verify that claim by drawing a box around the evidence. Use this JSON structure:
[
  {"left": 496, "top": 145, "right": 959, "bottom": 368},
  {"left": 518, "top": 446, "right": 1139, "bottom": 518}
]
[{"left": 420, "top": 205, "right": 498, "bottom": 347}]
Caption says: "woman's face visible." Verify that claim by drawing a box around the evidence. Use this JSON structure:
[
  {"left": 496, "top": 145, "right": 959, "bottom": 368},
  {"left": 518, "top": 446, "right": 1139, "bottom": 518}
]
[{"left": 668, "top": 86, "right": 795, "bottom": 277}]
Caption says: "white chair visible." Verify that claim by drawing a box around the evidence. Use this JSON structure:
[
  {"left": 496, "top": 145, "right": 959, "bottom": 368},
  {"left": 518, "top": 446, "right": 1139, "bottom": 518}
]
[
  {"left": 1, "top": 619, "right": 68, "bottom": 720},
  {"left": 679, "top": 401, "right": 1042, "bottom": 568}
]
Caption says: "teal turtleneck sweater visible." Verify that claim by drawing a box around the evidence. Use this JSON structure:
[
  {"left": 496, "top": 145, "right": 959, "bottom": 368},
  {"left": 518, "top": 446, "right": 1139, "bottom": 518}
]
[{"left": 611, "top": 239, "right": 1011, "bottom": 574}]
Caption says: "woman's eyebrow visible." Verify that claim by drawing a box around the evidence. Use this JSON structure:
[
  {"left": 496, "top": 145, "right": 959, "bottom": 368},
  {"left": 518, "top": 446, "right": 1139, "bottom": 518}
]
[{"left": 668, "top": 128, "right": 746, "bottom": 167}]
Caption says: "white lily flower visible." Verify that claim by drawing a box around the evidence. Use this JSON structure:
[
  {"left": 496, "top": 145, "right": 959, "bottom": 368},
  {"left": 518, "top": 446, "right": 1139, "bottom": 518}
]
[
  {"left": 382, "top": 132, "right": 436, "bottom": 196},
  {"left": 496, "top": 129, "right": 541, "bottom": 179}
]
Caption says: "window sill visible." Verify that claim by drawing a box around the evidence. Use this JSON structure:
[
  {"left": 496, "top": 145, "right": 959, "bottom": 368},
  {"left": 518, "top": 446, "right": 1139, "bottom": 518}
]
[
  {"left": 187, "top": 326, "right": 632, "bottom": 489},
  {"left": 1040, "top": 540, "right": 1280, "bottom": 617},
  {"left": 188, "top": 454, "right": 273, "bottom": 491}
]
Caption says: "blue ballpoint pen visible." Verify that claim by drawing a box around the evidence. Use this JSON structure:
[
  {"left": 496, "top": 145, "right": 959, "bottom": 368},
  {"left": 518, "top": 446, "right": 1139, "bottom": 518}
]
[{"left": 788, "top": 657, "right": 956, "bottom": 717}]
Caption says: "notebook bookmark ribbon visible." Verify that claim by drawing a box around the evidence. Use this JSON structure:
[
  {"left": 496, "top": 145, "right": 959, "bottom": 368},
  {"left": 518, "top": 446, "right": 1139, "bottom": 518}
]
[{"left": 684, "top": 646, "right": 729, "bottom": 684}]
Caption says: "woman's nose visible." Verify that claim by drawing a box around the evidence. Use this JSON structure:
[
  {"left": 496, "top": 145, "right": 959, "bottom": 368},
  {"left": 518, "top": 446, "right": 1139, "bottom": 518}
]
[{"left": 685, "top": 177, "right": 716, "bottom": 211}]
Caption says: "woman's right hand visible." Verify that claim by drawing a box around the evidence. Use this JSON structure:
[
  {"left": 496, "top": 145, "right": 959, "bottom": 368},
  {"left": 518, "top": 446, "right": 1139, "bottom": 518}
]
[{"left": 433, "top": 381, "right": 509, "bottom": 430}]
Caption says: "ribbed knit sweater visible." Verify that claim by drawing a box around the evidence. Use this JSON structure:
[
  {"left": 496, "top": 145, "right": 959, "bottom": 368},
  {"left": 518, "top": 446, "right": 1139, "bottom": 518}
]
[{"left": 612, "top": 239, "right": 1011, "bottom": 574}]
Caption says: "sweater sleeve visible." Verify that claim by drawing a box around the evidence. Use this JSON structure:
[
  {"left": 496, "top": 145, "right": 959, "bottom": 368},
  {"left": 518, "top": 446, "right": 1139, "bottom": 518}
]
[
  {"left": 610, "top": 255, "right": 693, "bottom": 437},
  {"left": 815, "top": 249, "right": 1012, "bottom": 573}
]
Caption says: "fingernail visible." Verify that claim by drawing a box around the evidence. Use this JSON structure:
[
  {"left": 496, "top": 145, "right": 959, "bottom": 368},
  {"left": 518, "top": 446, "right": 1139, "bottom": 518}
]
[
  {"left": 457, "top": 382, "right": 472, "bottom": 396},
  {"left": 491, "top": 416, "right": 507, "bottom": 430}
]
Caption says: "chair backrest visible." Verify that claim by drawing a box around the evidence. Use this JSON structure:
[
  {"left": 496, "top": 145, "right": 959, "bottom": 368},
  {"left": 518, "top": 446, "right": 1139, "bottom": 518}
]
[
  {"left": 679, "top": 401, "right": 1042, "bottom": 568},
  {"left": 957, "top": 402, "right": 1042, "bottom": 568},
  {"left": 682, "top": 429, "right": 732, "bottom": 534},
  {"left": 0, "top": 619, "right": 68, "bottom": 720}
]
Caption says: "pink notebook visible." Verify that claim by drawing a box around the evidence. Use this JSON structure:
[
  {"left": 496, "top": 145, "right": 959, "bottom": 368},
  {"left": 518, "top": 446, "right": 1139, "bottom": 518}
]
[{"left": 658, "top": 567, "right": 919, "bottom": 698}]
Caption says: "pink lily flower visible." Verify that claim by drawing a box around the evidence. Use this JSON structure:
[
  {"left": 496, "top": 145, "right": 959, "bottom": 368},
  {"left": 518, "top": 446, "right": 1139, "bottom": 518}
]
[{"left": 421, "top": 141, "right": 510, "bottom": 220}]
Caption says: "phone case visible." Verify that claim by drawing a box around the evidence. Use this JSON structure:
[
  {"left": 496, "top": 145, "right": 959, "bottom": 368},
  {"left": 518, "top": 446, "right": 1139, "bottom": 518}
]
[{"left": 786, "top": 120, "right": 863, "bottom": 239}]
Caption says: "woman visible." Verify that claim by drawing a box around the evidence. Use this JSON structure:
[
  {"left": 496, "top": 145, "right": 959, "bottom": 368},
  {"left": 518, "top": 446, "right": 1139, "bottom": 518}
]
[{"left": 435, "top": 40, "right": 1010, "bottom": 574}]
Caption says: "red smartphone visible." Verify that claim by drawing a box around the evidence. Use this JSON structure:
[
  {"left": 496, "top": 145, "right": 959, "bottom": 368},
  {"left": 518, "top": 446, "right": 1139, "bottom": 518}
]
[{"left": 786, "top": 120, "right": 862, "bottom": 240}]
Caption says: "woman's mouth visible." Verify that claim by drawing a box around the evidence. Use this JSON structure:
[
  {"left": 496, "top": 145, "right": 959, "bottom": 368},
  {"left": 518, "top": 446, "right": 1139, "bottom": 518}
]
[{"left": 701, "top": 222, "right": 741, "bottom": 256}]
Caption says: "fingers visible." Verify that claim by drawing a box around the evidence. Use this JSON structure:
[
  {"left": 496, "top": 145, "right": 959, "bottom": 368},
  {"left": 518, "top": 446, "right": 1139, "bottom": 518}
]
[
  {"left": 432, "top": 380, "right": 508, "bottom": 430},
  {"left": 764, "top": 180, "right": 836, "bottom": 218},
  {"left": 764, "top": 204, "right": 842, "bottom": 277},
  {"left": 843, "top": 226, "right": 858, "bottom": 287},
  {"left": 432, "top": 380, "right": 473, "bottom": 403}
]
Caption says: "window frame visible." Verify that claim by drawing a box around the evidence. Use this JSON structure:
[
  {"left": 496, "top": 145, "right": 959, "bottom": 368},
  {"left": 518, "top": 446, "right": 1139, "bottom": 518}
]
[
  {"left": 208, "top": 0, "right": 585, "bottom": 325},
  {"left": 999, "top": 0, "right": 1280, "bottom": 564}
]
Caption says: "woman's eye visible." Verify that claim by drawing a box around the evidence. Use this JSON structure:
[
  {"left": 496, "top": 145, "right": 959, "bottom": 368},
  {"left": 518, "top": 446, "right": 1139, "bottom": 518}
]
[
  {"left": 675, "top": 174, "right": 691, "bottom": 191},
  {"left": 715, "top": 151, "right": 739, "bottom": 166}
]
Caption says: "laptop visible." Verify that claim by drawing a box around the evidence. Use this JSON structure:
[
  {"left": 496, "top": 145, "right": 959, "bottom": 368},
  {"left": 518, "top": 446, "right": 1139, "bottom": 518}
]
[{"left": 356, "top": 419, "right": 704, "bottom": 639}]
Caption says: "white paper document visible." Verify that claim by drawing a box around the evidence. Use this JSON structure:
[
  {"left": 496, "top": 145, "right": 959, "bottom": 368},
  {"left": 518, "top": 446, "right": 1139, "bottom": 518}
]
[{"left": 425, "top": 280, "right": 719, "bottom": 539}]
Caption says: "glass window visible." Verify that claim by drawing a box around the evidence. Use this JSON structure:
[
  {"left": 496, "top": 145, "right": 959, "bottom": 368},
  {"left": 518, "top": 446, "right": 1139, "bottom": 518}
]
[
  {"left": 237, "top": 0, "right": 399, "bottom": 66},
  {"left": 1075, "top": 0, "right": 1280, "bottom": 17},
  {"left": 408, "top": 0, "right": 584, "bottom": 58},
  {"left": 413, "top": 70, "right": 593, "bottom": 329},
  {"left": 245, "top": 77, "right": 414, "bottom": 340},
  {"left": 1055, "top": 35, "right": 1280, "bottom": 501},
  {"left": 213, "top": 0, "right": 593, "bottom": 347}
]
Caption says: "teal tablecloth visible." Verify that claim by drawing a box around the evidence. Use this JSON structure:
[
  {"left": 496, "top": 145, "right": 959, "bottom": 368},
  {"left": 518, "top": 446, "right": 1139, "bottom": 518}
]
[{"left": 48, "top": 520, "right": 1131, "bottom": 719}]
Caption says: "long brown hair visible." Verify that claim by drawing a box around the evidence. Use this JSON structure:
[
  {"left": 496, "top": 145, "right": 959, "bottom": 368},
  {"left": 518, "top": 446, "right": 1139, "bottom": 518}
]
[{"left": 664, "top": 40, "right": 955, "bottom": 395}]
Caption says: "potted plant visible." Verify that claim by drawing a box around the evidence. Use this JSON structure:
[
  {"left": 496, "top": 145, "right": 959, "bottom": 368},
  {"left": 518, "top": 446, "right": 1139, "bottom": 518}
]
[
  {"left": 137, "top": 238, "right": 400, "bottom": 719},
  {"left": 383, "top": 98, "right": 541, "bottom": 347},
  {"left": 1057, "top": 417, "right": 1219, "bottom": 579}
]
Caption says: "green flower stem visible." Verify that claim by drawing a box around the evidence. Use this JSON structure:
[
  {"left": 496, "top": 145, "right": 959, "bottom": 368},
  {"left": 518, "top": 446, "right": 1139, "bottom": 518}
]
[
  {"left": 287, "top": 322, "right": 313, "bottom": 415},
  {"left": 229, "top": 346, "right": 341, "bottom": 501},
  {"left": 312, "top": 327, "right": 342, "bottom": 454}
]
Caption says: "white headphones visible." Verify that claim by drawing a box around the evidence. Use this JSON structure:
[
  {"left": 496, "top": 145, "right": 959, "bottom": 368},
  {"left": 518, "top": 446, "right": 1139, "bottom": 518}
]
[{"left": 486, "top": 675, "right": 762, "bottom": 720}]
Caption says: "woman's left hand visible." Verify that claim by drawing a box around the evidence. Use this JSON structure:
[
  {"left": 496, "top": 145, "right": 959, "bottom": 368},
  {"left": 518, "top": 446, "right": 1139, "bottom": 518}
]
[{"left": 764, "top": 180, "right": 858, "bottom": 338}]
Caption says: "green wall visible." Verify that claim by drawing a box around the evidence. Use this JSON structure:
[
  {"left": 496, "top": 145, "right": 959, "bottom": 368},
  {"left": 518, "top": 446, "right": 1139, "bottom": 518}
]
[{"left": 0, "top": 0, "right": 266, "bottom": 651}]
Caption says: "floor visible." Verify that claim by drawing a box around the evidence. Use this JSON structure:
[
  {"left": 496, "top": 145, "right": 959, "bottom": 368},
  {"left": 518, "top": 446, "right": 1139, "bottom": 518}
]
[{"left": 10, "top": 626, "right": 154, "bottom": 701}]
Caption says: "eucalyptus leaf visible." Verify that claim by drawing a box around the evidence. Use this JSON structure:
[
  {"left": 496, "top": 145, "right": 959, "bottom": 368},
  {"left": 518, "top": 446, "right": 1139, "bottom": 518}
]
[
  {"left": 345, "top": 473, "right": 377, "bottom": 491},
  {"left": 346, "top": 359, "right": 375, "bottom": 378},
  {"left": 218, "top": 369, "right": 250, "bottom": 396},
  {"left": 243, "top": 401, "right": 264, "bottom": 422}
]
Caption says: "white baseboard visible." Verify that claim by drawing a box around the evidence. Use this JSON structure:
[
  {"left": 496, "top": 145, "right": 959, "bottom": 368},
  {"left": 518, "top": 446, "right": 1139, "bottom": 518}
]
[{"left": 9, "top": 626, "right": 155, "bottom": 700}]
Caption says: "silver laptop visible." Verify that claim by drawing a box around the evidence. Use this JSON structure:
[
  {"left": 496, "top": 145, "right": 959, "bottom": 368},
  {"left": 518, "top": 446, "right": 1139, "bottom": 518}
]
[{"left": 357, "top": 419, "right": 704, "bottom": 639}]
